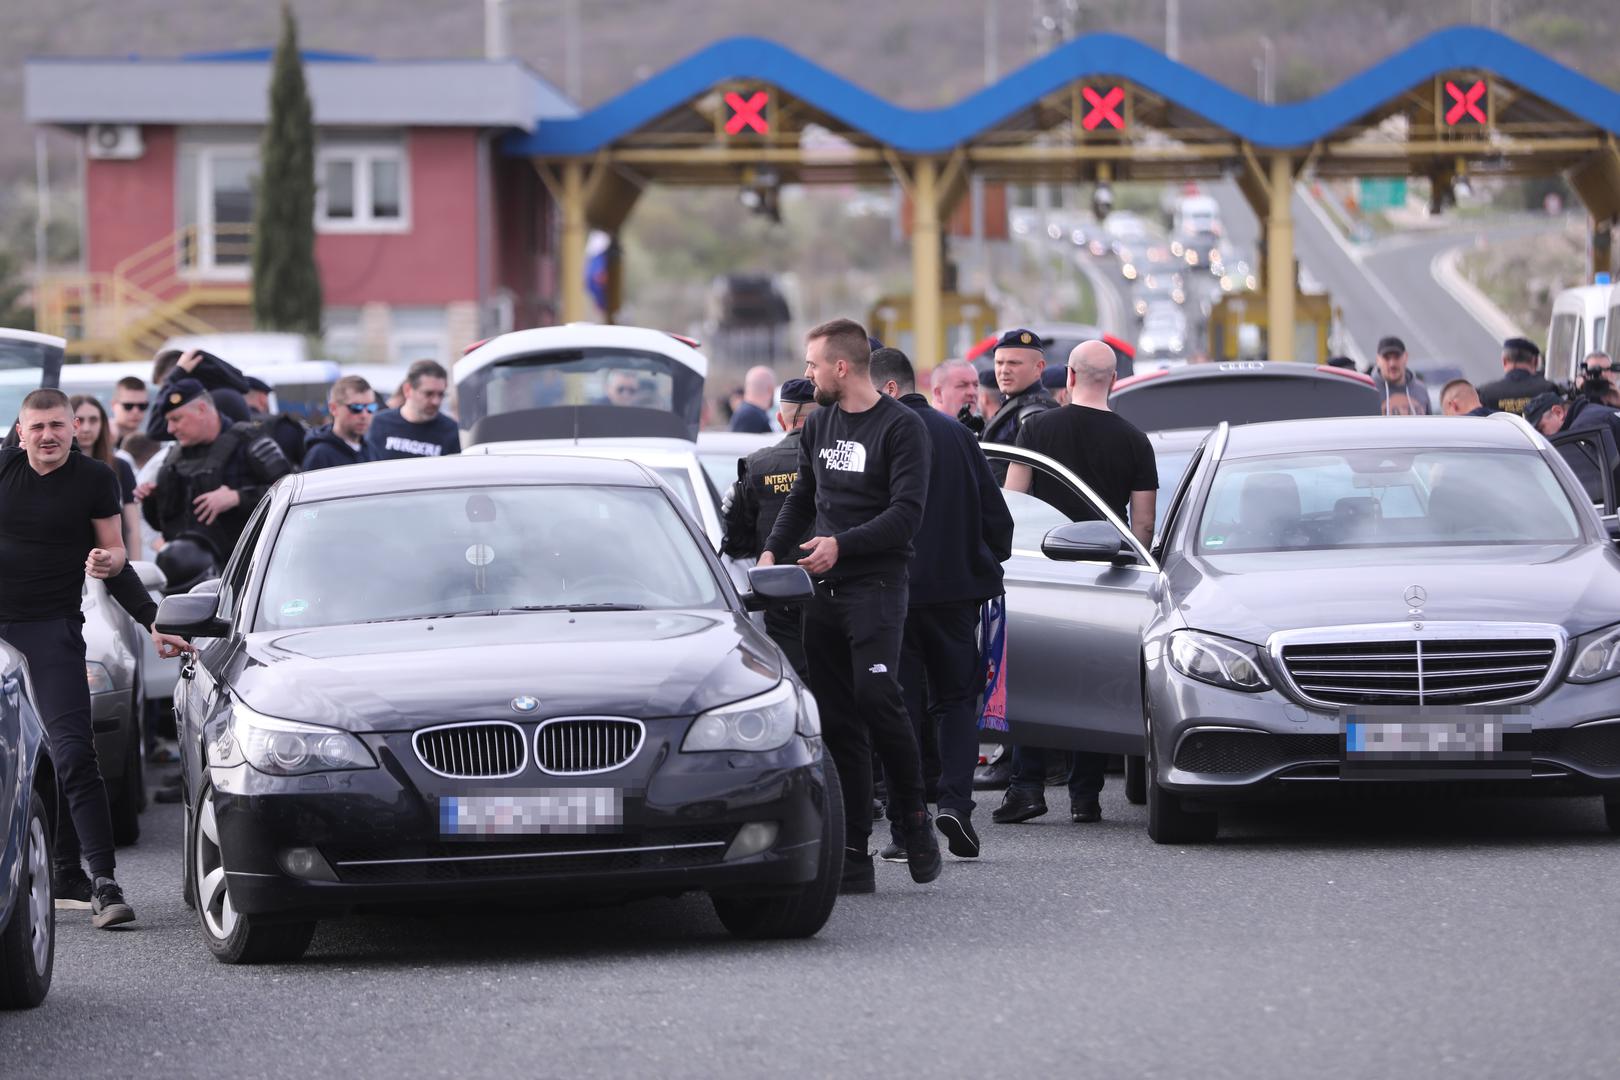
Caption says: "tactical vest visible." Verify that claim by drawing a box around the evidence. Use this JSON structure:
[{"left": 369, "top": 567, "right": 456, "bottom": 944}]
[{"left": 745, "top": 434, "right": 807, "bottom": 557}]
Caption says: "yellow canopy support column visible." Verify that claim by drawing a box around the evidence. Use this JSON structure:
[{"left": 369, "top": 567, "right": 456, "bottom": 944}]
[
  {"left": 1265, "top": 152, "right": 1296, "bottom": 362},
  {"left": 558, "top": 160, "right": 592, "bottom": 324},
  {"left": 909, "top": 157, "right": 943, "bottom": 370}
]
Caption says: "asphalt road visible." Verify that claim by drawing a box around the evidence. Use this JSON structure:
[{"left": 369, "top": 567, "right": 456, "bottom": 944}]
[{"left": 11, "top": 782, "right": 1620, "bottom": 1079}]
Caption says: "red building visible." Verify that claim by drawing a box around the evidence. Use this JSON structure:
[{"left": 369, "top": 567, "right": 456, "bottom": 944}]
[{"left": 25, "top": 48, "right": 576, "bottom": 363}]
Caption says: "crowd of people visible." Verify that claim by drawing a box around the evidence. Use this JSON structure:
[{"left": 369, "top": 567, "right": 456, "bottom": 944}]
[{"left": 0, "top": 349, "right": 464, "bottom": 929}]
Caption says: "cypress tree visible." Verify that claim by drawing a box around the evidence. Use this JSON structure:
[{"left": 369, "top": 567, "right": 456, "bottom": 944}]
[{"left": 251, "top": 4, "right": 322, "bottom": 334}]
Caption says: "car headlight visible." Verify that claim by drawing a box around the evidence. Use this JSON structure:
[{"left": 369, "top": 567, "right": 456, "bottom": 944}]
[
  {"left": 85, "top": 661, "right": 115, "bottom": 695},
  {"left": 1569, "top": 624, "right": 1620, "bottom": 683},
  {"left": 797, "top": 685, "right": 821, "bottom": 738},
  {"left": 211, "top": 701, "right": 377, "bottom": 775},
  {"left": 1169, "top": 630, "right": 1270, "bottom": 692},
  {"left": 683, "top": 681, "right": 800, "bottom": 753}
]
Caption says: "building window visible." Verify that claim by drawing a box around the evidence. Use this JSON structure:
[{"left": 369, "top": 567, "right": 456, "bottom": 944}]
[
  {"left": 178, "top": 138, "right": 259, "bottom": 277},
  {"left": 317, "top": 141, "right": 409, "bottom": 232}
]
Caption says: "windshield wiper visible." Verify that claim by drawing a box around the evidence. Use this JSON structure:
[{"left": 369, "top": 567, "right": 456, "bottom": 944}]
[
  {"left": 502, "top": 603, "right": 648, "bottom": 613},
  {"left": 360, "top": 610, "right": 502, "bottom": 624}
]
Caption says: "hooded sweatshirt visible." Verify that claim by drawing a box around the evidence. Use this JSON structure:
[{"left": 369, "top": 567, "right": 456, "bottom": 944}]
[{"left": 302, "top": 424, "right": 379, "bottom": 472}]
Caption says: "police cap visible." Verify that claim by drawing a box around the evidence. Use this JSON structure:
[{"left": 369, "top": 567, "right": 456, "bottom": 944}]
[
  {"left": 1522, "top": 391, "right": 1564, "bottom": 428},
  {"left": 1040, "top": 364, "right": 1069, "bottom": 390},
  {"left": 1503, "top": 336, "right": 1541, "bottom": 357},
  {"left": 978, "top": 367, "right": 999, "bottom": 389},
  {"left": 994, "top": 328, "right": 1045, "bottom": 354},
  {"left": 163, "top": 378, "right": 210, "bottom": 411},
  {"left": 245, "top": 375, "right": 272, "bottom": 395},
  {"left": 779, "top": 378, "right": 816, "bottom": 405}
]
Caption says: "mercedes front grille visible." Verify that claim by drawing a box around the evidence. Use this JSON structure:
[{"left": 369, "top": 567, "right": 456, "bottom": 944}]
[{"left": 1279, "top": 638, "right": 1558, "bottom": 708}]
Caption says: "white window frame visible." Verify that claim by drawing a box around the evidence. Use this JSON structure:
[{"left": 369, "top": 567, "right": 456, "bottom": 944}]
[
  {"left": 316, "top": 141, "right": 410, "bottom": 234},
  {"left": 182, "top": 141, "right": 260, "bottom": 281}
]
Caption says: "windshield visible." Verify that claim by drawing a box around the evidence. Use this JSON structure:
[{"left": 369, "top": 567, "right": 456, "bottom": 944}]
[
  {"left": 1114, "top": 371, "right": 1380, "bottom": 430},
  {"left": 1196, "top": 449, "right": 1582, "bottom": 554},
  {"left": 0, "top": 335, "right": 66, "bottom": 427},
  {"left": 457, "top": 348, "right": 704, "bottom": 435},
  {"left": 255, "top": 485, "right": 722, "bottom": 630}
]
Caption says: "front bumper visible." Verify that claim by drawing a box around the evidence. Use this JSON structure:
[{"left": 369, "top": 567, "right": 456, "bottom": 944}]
[
  {"left": 210, "top": 722, "right": 832, "bottom": 918},
  {"left": 1147, "top": 654, "right": 1620, "bottom": 799}
]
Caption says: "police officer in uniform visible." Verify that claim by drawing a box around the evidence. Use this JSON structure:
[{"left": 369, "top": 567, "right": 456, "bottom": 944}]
[
  {"left": 979, "top": 329, "right": 1059, "bottom": 462},
  {"left": 721, "top": 377, "right": 819, "bottom": 677},
  {"left": 1477, "top": 337, "right": 1558, "bottom": 416},
  {"left": 139, "top": 379, "right": 292, "bottom": 577}
]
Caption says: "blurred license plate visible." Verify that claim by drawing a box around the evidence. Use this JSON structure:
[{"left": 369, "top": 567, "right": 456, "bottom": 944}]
[
  {"left": 439, "top": 790, "right": 622, "bottom": 836},
  {"left": 1345, "top": 721, "right": 1504, "bottom": 758}
]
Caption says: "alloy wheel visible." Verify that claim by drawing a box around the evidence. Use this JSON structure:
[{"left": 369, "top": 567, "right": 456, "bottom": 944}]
[
  {"left": 194, "top": 789, "right": 237, "bottom": 940},
  {"left": 26, "top": 813, "right": 50, "bottom": 975}
]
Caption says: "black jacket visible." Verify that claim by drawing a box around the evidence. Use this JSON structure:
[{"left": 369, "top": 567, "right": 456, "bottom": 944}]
[
  {"left": 1478, "top": 368, "right": 1558, "bottom": 416},
  {"left": 147, "top": 352, "right": 253, "bottom": 440},
  {"left": 899, "top": 394, "right": 1013, "bottom": 605},
  {"left": 302, "top": 424, "right": 379, "bottom": 472},
  {"left": 722, "top": 430, "right": 807, "bottom": 560}
]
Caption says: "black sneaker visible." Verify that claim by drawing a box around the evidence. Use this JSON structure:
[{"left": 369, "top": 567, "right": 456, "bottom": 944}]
[
  {"left": 973, "top": 755, "right": 1015, "bottom": 791},
  {"left": 55, "top": 868, "right": 93, "bottom": 910},
  {"left": 991, "top": 787, "right": 1048, "bottom": 824},
  {"left": 877, "top": 840, "right": 908, "bottom": 863},
  {"left": 903, "top": 812, "right": 942, "bottom": 884},
  {"left": 840, "top": 847, "right": 875, "bottom": 894},
  {"left": 1070, "top": 800, "right": 1102, "bottom": 824},
  {"left": 935, "top": 808, "right": 981, "bottom": 858},
  {"left": 90, "top": 877, "right": 135, "bottom": 929}
]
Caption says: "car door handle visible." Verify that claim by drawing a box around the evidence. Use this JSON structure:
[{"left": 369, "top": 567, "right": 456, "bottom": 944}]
[{"left": 180, "top": 655, "right": 198, "bottom": 681}]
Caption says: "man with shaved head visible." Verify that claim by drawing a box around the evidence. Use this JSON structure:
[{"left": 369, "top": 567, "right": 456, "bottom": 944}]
[
  {"left": 728, "top": 365, "right": 777, "bottom": 433},
  {"left": 997, "top": 339, "right": 1158, "bottom": 827}
]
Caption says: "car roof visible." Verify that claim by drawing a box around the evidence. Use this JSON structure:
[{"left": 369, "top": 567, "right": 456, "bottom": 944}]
[
  {"left": 1114, "top": 360, "right": 1374, "bottom": 393},
  {"left": 1221, "top": 415, "right": 1538, "bottom": 458},
  {"left": 289, "top": 452, "right": 657, "bottom": 502},
  {"left": 467, "top": 439, "right": 701, "bottom": 470},
  {"left": 454, "top": 324, "right": 708, "bottom": 383}
]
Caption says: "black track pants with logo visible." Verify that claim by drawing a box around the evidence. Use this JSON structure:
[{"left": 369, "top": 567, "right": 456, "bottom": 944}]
[{"left": 802, "top": 573, "right": 926, "bottom": 847}]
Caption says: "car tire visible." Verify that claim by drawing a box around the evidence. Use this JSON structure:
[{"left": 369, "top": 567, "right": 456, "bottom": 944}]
[
  {"left": 1144, "top": 703, "right": 1217, "bottom": 844},
  {"left": 190, "top": 782, "right": 315, "bottom": 964},
  {"left": 109, "top": 707, "right": 143, "bottom": 847},
  {"left": 0, "top": 790, "right": 55, "bottom": 1009},
  {"left": 711, "top": 753, "right": 844, "bottom": 940},
  {"left": 1124, "top": 755, "right": 1147, "bottom": 805}
]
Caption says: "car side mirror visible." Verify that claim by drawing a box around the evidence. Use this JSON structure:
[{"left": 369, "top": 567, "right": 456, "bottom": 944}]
[
  {"left": 1605, "top": 515, "right": 1620, "bottom": 544},
  {"left": 189, "top": 578, "right": 223, "bottom": 596},
  {"left": 744, "top": 565, "right": 815, "bottom": 611},
  {"left": 131, "top": 560, "right": 167, "bottom": 593},
  {"left": 1041, "top": 520, "right": 1135, "bottom": 565},
  {"left": 155, "top": 592, "right": 230, "bottom": 639}
]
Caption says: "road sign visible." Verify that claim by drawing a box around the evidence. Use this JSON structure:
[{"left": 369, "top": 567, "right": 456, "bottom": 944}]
[
  {"left": 1082, "top": 86, "right": 1125, "bottom": 131},
  {"left": 725, "top": 90, "right": 769, "bottom": 135},
  {"left": 1358, "top": 177, "right": 1407, "bottom": 211},
  {"left": 1445, "top": 80, "right": 1487, "bottom": 125}
]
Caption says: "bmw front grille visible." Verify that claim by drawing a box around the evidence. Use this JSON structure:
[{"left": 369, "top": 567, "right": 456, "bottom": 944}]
[
  {"left": 413, "top": 721, "right": 528, "bottom": 779},
  {"left": 535, "top": 718, "right": 645, "bottom": 776}
]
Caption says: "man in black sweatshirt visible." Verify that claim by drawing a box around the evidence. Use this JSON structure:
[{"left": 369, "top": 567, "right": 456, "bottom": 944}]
[
  {"left": 871, "top": 348, "right": 1013, "bottom": 862},
  {"left": 761, "top": 319, "right": 940, "bottom": 892}
]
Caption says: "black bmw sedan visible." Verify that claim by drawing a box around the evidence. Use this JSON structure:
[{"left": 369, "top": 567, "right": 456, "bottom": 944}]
[{"left": 156, "top": 455, "right": 839, "bottom": 963}]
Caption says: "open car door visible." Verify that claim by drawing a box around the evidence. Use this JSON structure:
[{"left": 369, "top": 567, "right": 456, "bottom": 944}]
[
  {"left": 982, "top": 444, "right": 1163, "bottom": 755},
  {"left": 1549, "top": 426, "right": 1618, "bottom": 516}
]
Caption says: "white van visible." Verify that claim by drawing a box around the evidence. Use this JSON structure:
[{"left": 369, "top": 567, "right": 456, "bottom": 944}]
[{"left": 1546, "top": 278, "right": 1613, "bottom": 385}]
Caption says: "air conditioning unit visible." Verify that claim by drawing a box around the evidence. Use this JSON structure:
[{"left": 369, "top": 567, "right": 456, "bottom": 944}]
[{"left": 87, "top": 124, "right": 144, "bottom": 160}]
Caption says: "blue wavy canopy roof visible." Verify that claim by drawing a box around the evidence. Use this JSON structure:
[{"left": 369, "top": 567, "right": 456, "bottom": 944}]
[{"left": 505, "top": 26, "right": 1620, "bottom": 157}]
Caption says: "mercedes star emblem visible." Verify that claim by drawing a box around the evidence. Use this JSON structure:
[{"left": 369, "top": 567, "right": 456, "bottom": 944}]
[
  {"left": 510, "top": 695, "right": 540, "bottom": 714},
  {"left": 1404, "top": 584, "right": 1427, "bottom": 609}
]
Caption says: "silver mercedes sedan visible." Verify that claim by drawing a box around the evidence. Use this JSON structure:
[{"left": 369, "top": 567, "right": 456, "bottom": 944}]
[{"left": 982, "top": 414, "right": 1620, "bottom": 843}]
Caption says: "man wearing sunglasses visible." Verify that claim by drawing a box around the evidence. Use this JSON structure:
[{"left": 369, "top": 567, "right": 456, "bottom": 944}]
[
  {"left": 302, "top": 375, "right": 380, "bottom": 472},
  {"left": 110, "top": 376, "right": 149, "bottom": 451}
]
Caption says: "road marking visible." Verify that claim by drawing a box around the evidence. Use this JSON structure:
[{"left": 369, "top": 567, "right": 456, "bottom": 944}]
[{"left": 1429, "top": 243, "right": 1524, "bottom": 345}]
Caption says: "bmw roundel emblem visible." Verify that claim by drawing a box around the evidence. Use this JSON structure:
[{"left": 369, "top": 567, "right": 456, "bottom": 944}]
[{"left": 510, "top": 695, "right": 540, "bottom": 714}]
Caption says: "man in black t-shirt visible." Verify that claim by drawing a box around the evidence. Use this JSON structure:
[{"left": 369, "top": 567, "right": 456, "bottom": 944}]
[
  {"left": 998, "top": 340, "right": 1158, "bottom": 826},
  {"left": 1, "top": 389, "right": 192, "bottom": 929},
  {"left": 761, "top": 319, "right": 941, "bottom": 892}
]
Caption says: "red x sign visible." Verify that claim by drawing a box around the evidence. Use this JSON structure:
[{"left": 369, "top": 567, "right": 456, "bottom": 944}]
[
  {"left": 1082, "top": 86, "right": 1126, "bottom": 131},
  {"left": 1445, "top": 80, "right": 1486, "bottom": 125},
  {"left": 725, "top": 90, "right": 770, "bottom": 135}
]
